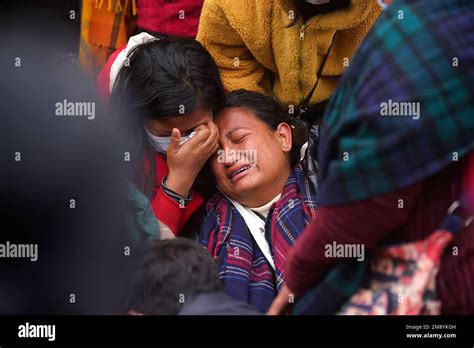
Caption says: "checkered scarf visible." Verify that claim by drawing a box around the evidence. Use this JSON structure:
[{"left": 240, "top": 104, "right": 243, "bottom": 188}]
[
  {"left": 199, "top": 166, "right": 316, "bottom": 313},
  {"left": 317, "top": 0, "right": 474, "bottom": 206}
]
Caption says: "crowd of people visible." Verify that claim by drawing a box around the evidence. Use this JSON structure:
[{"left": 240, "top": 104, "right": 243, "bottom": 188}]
[{"left": 81, "top": 0, "right": 474, "bottom": 315}]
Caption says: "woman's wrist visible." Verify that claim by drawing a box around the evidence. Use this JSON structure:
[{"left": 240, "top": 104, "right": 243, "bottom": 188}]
[{"left": 164, "top": 174, "right": 193, "bottom": 198}]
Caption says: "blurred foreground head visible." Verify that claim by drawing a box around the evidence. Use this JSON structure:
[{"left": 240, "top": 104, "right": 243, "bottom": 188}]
[{"left": 0, "top": 31, "right": 132, "bottom": 314}]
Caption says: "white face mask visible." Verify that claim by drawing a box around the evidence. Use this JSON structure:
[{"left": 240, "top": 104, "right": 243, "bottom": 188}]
[{"left": 144, "top": 127, "right": 197, "bottom": 154}]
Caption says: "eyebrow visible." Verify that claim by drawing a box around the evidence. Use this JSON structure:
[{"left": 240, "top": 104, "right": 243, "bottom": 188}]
[{"left": 225, "top": 127, "right": 251, "bottom": 137}]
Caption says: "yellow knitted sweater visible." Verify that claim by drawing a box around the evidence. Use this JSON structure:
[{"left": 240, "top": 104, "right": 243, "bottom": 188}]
[{"left": 197, "top": 0, "right": 381, "bottom": 108}]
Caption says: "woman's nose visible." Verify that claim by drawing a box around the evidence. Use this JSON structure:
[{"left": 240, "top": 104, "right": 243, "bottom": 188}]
[{"left": 218, "top": 146, "right": 238, "bottom": 166}]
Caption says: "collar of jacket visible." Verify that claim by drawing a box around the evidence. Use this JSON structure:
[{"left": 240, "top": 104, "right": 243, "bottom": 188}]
[{"left": 279, "top": 0, "right": 378, "bottom": 30}]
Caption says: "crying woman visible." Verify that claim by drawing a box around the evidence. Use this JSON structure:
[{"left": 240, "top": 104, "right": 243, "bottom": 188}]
[{"left": 199, "top": 90, "right": 317, "bottom": 313}]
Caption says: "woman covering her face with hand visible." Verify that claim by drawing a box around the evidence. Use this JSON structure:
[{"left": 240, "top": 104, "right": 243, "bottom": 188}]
[
  {"left": 199, "top": 90, "right": 316, "bottom": 313},
  {"left": 99, "top": 33, "right": 224, "bottom": 237}
]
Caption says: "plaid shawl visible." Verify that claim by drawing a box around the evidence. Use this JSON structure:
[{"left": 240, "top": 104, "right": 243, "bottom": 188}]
[
  {"left": 199, "top": 166, "right": 316, "bottom": 313},
  {"left": 317, "top": 0, "right": 474, "bottom": 206}
]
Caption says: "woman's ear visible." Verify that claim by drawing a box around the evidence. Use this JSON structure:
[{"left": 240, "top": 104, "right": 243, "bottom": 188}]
[{"left": 275, "top": 123, "right": 292, "bottom": 153}]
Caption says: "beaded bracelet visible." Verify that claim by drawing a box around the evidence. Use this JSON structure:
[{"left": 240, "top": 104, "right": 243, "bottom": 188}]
[{"left": 161, "top": 175, "right": 193, "bottom": 208}]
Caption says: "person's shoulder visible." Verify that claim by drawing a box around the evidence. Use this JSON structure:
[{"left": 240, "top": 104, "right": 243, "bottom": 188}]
[
  {"left": 179, "top": 291, "right": 261, "bottom": 315},
  {"left": 204, "top": 0, "right": 275, "bottom": 13},
  {"left": 203, "top": 0, "right": 276, "bottom": 28},
  {"left": 201, "top": 0, "right": 278, "bottom": 48}
]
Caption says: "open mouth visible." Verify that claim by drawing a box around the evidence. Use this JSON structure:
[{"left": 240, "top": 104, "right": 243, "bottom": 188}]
[{"left": 228, "top": 164, "right": 252, "bottom": 182}]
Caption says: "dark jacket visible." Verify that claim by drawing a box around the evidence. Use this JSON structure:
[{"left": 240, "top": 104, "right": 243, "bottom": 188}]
[{"left": 179, "top": 292, "right": 260, "bottom": 315}]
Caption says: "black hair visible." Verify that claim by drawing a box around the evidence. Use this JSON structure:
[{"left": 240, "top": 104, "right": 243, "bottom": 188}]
[
  {"left": 111, "top": 37, "right": 223, "bottom": 120},
  {"left": 126, "top": 238, "right": 222, "bottom": 315},
  {"left": 110, "top": 36, "right": 224, "bottom": 197},
  {"left": 218, "top": 89, "right": 309, "bottom": 168}
]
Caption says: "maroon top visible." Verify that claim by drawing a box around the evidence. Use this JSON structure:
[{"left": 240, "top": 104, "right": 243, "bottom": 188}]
[
  {"left": 285, "top": 157, "right": 474, "bottom": 314},
  {"left": 137, "top": 0, "right": 204, "bottom": 38}
]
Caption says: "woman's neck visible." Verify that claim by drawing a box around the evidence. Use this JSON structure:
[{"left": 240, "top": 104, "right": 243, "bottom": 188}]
[
  {"left": 250, "top": 194, "right": 282, "bottom": 219},
  {"left": 243, "top": 167, "right": 291, "bottom": 208}
]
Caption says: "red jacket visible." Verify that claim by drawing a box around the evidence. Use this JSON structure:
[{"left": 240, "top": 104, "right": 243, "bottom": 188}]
[{"left": 145, "top": 153, "right": 203, "bottom": 235}]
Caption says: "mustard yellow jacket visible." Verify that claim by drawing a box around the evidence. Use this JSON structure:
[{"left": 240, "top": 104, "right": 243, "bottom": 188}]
[{"left": 197, "top": 0, "right": 380, "bottom": 108}]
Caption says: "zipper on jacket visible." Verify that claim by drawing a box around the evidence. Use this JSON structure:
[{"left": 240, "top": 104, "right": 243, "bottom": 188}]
[
  {"left": 299, "top": 22, "right": 310, "bottom": 105},
  {"left": 300, "top": 23, "right": 310, "bottom": 40}
]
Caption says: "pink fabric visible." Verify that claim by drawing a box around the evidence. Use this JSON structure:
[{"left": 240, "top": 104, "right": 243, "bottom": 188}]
[
  {"left": 137, "top": 0, "right": 204, "bottom": 38},
  {"left": 340, "top": 230, "right": 454, "bottom": 315}
]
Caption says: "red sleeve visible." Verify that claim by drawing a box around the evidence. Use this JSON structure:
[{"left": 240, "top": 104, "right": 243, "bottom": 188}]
[
  {"left": 149, "top": 154, "right": 204, "bottom": 236},
  {"left": 284, "top": 182, "right": 424, "bottom": 297},
  {"left": 152, "top": 188, "right": 203, "bottom": 236}
]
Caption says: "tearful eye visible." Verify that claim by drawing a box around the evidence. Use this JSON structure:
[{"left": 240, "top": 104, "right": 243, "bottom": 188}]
[{"left": 234, "top": 134, "right": 248, "bottom": 143}]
